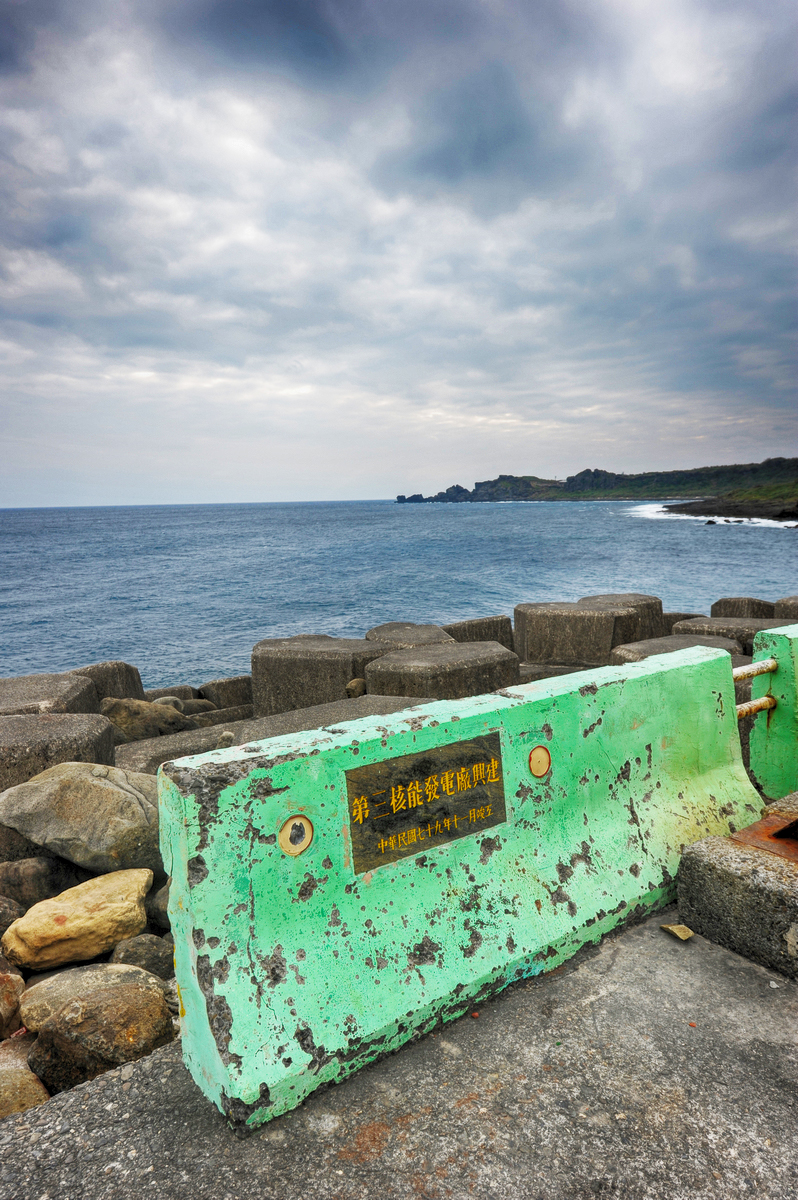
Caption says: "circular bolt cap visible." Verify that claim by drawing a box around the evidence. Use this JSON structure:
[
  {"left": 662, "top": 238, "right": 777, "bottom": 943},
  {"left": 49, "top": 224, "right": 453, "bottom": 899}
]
[
  {"left": 528, "top": 745, "right": 551, "bottom": 777},
  {"left": 278, "top": 815, "right": 314, "bottom": 856}
]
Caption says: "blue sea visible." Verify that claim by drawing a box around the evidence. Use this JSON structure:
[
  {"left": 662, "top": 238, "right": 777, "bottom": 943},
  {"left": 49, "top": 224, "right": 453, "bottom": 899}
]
[{"left": 1, "top": 500, "right": 796, "bottom": 689}]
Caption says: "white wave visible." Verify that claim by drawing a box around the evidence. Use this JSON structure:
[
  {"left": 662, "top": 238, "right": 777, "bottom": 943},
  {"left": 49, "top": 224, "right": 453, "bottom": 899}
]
[{"left": 628, "top": 501, "right": 797, "bottom": 529}]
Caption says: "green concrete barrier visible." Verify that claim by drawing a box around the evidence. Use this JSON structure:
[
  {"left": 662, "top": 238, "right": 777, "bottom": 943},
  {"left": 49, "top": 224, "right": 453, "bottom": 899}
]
[
  {"left": 749, "top": 623, "right": 798, "bottom": 800},
  {"left": 158, "top": 646, "right": 762, "bottom": 1133}
]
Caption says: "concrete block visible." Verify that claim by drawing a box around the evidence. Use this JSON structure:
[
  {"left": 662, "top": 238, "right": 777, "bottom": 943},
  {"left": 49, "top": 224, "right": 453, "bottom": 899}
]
[
  {"left": 117, "top": 696, "right": 432, "bottom": 775},
  {"left": 710, "top": 597, "right": 776, "bottom": 619},
  {"left": 518, "top": 663, "right": 588, "bottom": 684},
  {"left": 192, "top": 705, "right": 253, "bottom": 728},
  {"left": 662, "top": 611, "right": 705, "bottom": 632},
  {"left": 251, "top": 636, "right": 393, "bottom": 717},
  {"left": 578, "top": 593, "right": 665, "bottom": 640},
  {"left": 0, "top": 715, "right": 115, "bottom": 791},
  {"left": 672, "top": 617, "right": 787, "bottom": 657},
  {"left": 365, "top": 642, "right": 519, "bottom": 700},
  {"left": 766, "top": 790, "right": 798, "bottom": 818},
  {"left": 159, "top": 644, "right": 760, "bottom": 1131},
  {"left": 441, "top": 616, "right": 514, "bottom": 652},
  {"left": 678, "top": 836, "right": 796, "bottom": 978},
  {"left": 72, "top": 662, "right": 145, "bottom": 702},
  {"left": 775, "top": 596, "right": 798, "bottom": 620},
  {"left": 0, "top": 674, "right": 99, "bottom": 718},
  {"left": 609, "top": 634, "right": 743, "bottom": 665},
  {"left": 365, "top": 623, "right": 455, "bottom": 648},
  {"left": 197, "top": 676, "right": 252, "bottom": 710},
  {"left": 144, "top": 686, "right": 199, "bottom": 703},
  {"left": 514, "top": 593, "right": 663, "bottom": 665}
]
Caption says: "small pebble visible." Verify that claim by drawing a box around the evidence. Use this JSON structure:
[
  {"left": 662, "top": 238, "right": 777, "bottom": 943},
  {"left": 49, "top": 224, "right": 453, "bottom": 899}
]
[{"left": 769, "top": 981, "right": 780, "bottom": 989}]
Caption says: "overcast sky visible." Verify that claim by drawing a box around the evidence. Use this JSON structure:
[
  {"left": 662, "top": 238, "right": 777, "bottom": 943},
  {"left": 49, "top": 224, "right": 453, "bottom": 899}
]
[{"left": 1, "top": 0, "right": 795, "bottom": 505}]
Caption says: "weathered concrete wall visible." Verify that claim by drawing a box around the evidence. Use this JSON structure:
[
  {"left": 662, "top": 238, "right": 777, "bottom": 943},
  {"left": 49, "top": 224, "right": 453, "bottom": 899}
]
[
  {"left": 159, "top": 646, "right": 762, "bottom": 1133},
  {"left": 748, "top": 623, "right": 798, "bottom": 801}
]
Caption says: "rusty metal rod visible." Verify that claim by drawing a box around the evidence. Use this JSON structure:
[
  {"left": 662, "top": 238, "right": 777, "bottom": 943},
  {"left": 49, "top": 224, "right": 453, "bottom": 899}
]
[
  {"left": 736, "top": 695, "right": 777, "bottom": 721},
  {"left": 732, "top": 657, "right": 778, "bottom": 681}
]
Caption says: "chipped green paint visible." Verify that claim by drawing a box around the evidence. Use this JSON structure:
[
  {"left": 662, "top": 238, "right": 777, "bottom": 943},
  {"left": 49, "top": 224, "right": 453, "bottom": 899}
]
[
  {"left": 749, "top": 624, "right": 798, "bottom": 801},
  {"left": 158, "top": 646, "right": 762, "bottom": 1133}
]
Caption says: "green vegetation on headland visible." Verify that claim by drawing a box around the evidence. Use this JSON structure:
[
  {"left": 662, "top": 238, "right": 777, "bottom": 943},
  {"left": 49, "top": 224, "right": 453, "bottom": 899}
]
[{"left": 396, "top": 457, "right": 798, "bottom": 519}]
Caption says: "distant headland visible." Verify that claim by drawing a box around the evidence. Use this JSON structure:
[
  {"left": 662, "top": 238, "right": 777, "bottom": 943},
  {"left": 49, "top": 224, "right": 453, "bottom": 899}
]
[{"left": 397, "top": 457, "right": 798, "bottom": 520}]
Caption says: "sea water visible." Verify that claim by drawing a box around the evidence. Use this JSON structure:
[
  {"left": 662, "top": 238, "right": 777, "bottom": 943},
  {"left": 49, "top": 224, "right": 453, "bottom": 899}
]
[{"left": 1, "top": 500, "right": 796, "bottom": 688}]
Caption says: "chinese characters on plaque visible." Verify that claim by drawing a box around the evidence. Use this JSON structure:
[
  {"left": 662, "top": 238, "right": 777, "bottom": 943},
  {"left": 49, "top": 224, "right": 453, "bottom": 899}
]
[{"left": 345, "top": 732, "right": 506, "bottom": 873}]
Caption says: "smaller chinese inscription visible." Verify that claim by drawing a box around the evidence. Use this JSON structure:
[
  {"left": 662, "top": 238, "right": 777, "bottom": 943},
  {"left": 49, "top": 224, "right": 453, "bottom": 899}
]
[{"left": 345, "top": 732, "right": 506, "bottom": 874}]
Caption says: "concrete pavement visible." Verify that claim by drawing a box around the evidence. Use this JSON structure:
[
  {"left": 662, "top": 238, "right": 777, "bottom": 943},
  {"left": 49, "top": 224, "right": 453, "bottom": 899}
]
[{"left": 0, "top": 907, "right": 795, "bottom": 1200}]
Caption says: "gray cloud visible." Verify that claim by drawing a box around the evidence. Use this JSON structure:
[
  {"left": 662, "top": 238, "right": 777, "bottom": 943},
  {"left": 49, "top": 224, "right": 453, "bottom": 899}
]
[{"left": 0, "top": 0, "right": 795, "bottom": 505}]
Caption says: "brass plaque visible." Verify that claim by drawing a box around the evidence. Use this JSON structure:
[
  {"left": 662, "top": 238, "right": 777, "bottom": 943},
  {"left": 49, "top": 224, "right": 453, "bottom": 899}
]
[{"left": 345, "top": 732, "right": 507, "bottom": 874}]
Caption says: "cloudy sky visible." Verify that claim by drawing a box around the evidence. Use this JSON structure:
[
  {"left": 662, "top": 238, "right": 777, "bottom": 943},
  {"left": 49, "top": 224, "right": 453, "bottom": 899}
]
[{"left": 1, "top": 0, "right": 795, "bottom": 505}]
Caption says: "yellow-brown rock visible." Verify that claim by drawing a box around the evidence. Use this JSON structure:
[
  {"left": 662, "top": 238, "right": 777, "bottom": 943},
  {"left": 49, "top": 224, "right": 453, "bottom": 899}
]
[
  {"left": 0, "top": 1033, "right": 50, "bottom": 1117},
  {"left": 0, "top": 868, "right": 152, "bottom": 970}
]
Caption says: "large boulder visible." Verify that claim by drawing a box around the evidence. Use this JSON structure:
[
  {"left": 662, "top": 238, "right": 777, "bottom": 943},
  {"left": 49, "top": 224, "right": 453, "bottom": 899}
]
[
  {"left": 365, "top": 641, "right": 519, "bottom": 701},
  {"left": 27, "top": 980, "right": 174, "bottom": 1094},
  {"left": 0, "top": 674, "right": 99, "bottom": 717},
  {"left": 1, "top": 868, "right": 152, "bottom": 970},
  {"left": 0, "top": 714, "right": 115, "bottom": 792},
  {"left": 20, "top": 962, "right": 168, "bottom": 1031},
  {"left": 0, "top": 762, "right": 163, "bottom": 879},
  {"left": 251, "top": 635, "right": 394, "bottom": 716},
  {"left": 710, "top": 598, "right": 775, "bottom": 619},
  {"left": 110, "top": 933, "right": 174, "bottom": 979},
  {"left": 145, "top": 880, "right": 170, "bottom": 929},
  {"left": 0, "top": 1033, "right": 49, "bottom": 1117},
  {"left": 71, "top": 661, "right": 145, "bottom": 702},
  {"left": 0, "top": 822, "right": 56, "bottom": 865},
  {"left": 0, "top": 962, "right": 25, "bottom": 1038},
  {"left": 0, "top": 895, "right": 25, "bottom": 937},
  {"left": 0, "top": 856, "right": 88, "bottom": 909},
  {"left": 99, "top": 697, "right": 199, "bottom": 742}
]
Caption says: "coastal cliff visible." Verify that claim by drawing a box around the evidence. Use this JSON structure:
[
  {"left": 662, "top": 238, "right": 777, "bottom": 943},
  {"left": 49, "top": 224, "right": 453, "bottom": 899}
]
[{"left": 397, "top": 457, "right": 798, "bottom": 518}]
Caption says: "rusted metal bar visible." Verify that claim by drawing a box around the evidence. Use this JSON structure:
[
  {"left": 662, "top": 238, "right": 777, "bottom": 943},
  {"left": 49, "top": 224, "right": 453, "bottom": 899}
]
[
  {"left": 732, "top": 657, "right": 778, "bottom": 682},
  {"left": 737, "top": 695, "right": 777, "bottom": 721}
]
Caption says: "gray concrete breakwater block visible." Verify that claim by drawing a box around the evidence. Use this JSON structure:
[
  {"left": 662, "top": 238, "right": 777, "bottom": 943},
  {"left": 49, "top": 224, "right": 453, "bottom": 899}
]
[
  {"left": 0, "top": 714, "right": 115, "bottom": 791},
  {"left": 678, "top": 794, "right": 798, "bottom": 979},
  {"left": 514, "top": 593, "right": 664, "bottom": 666},
  {"left": 0, "top": 673, "right": 100, "bottom": 717},
  {"left": 115, "top": 695, "right": 432, "bottom": 775},
  {"left": 1, "top": 909, "right": 795, "bottom": 1200},
  {"left": 71, "top": 661, "right": 145, "bottom": 702},
  {"left": 251, "top": 636, "right": 394, "bottom": 716},
  {"left": 609, "top": 634, "right": 743, "bottom": 664},
  {"left": 442, "top": 614, "right": 514, "bottom": 651},
  {"left": 672, "top": 617, "right": 788, "bottom": 657},
  {"left": 364, "top": 640, "right": 519, "bottom": 699}
]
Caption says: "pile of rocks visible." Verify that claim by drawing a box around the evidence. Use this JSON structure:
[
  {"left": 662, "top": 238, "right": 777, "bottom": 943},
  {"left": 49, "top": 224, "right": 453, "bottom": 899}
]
[
  {"left": 0, "top": 761, "right": 174, "bottom": 1117},
  {"left": 0, "top": 590, "right": 796, "bottom": 1118}
]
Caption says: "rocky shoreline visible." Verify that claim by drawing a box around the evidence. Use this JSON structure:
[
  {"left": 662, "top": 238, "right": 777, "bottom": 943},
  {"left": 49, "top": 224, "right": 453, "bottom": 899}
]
[
  {"left": 1, "top": 591, "right": 797, "bottom": 1121},
  {"left": 664, "top": 497, "right": 798, "bottom": 521}
]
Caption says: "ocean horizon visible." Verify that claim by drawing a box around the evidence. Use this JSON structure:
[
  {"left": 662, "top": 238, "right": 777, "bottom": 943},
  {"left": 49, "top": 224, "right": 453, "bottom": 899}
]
[{"left": 2, "top": 499, "right": 796, "bottom": 689}]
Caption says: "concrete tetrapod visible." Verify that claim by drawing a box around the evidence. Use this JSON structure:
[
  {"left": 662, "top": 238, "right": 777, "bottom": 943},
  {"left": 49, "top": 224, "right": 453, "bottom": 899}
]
[{"left": 159, "top": 645, "right": 764, "bottom": 1133}]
